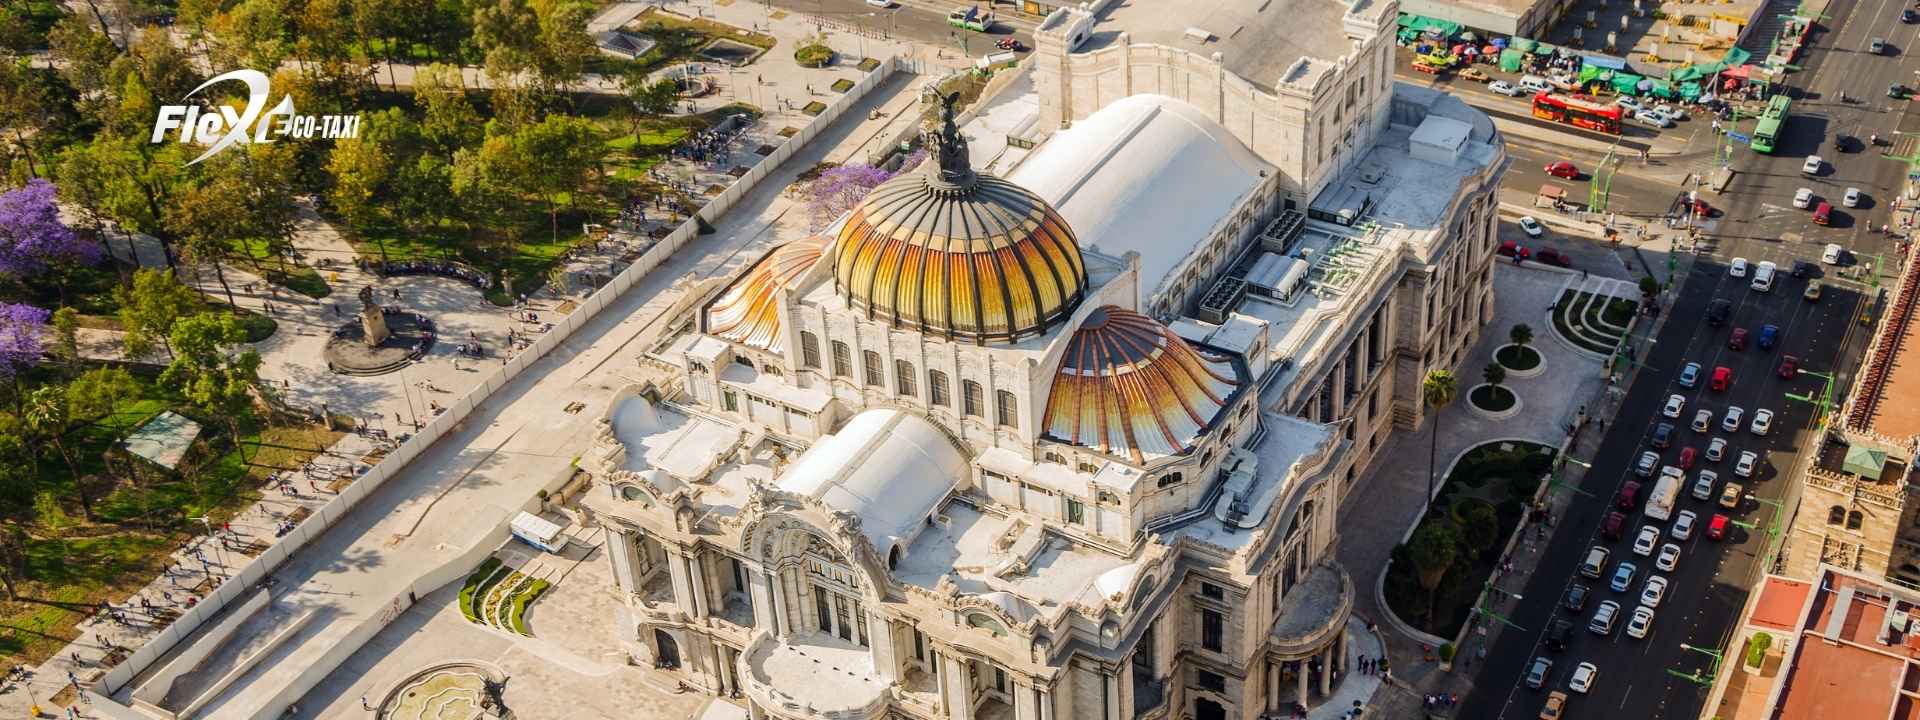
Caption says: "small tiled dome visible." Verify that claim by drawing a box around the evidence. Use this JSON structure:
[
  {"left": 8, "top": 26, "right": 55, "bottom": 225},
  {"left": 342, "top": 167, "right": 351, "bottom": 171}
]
[
  {"left": 831, "top": 93, "right": 1087, "bottom": 344},
  {"left": 704, "top": 235, "right": 827, "bottom": 352},
  {"left": 1042, "top": 306, "right": 1241, "bottom": 462}
]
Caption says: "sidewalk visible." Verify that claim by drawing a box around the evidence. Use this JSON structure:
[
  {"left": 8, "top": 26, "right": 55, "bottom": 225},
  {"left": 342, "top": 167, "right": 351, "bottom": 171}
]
[{"left": 1333, "top": 263, "right": 1615, "bottom": 716}]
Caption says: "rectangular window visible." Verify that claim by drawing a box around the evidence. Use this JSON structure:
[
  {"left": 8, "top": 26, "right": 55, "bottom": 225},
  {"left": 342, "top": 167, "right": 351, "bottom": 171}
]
[
  {"left": 1200, "top": 582, "right": 1225, "bottom": 600},
  {"left": 963, "top": 381, "right": 985, "bottom": 417},
  {"left": 800, "top": 332, "right": 821, "bottom": 369},
  {"left": 831, "top": 341, "right": 852, "bottom": 377},
  {"left": 896, "top": 360, "right": 917, "bottom": 397},
  {"left": 722, "top": 391, "right": 738, "bottom": 412},
  {"left": 863, "top": 351, "right": 883, "bottom": 386},
  {"left": 1197, "top": 669, "right": 1226, "bottom": 693},
  {"left": 815, "top": 587, "right": 832, "bottom": 633},
  {"left": 929, "top": 371, "right": 950, "bottom": 406},
  {"left": 1201, "top": 609, "right": 1223, "bottom": 651},
  {"left": 996, "top": 390, "right": 1018, "bottom": 428},
  {"left": 1066, "top": 498, "right": 1085, "bottom": 525}
]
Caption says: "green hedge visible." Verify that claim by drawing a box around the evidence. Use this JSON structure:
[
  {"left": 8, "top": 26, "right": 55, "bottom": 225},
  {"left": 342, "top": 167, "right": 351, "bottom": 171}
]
[
  {"left": 795, "top": 43, "right": 835, "bottom": 68},
  {"left": 460, "top": 558, "right": 505, "bottom": 622},
  {"left": 508, "top": 579, "right": 552, "bottom": 635}
]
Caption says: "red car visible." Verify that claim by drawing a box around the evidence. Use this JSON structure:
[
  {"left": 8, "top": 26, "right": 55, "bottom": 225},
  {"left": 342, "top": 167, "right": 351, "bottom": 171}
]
[
  {"left": 1498, "top": 240, "right": 1531, "bottom": 259},
  {"left": 1534, "top": 248, "right": 1573, "bottom": 267},
  {"left": 1546, "top": 161, "right": 1581, "bottom": 179},
  {"left": 1728, "top": 328, "right": 1748, "bottom": 351},
  {"left": 1707, "top": 513, "right": 1730, "bottom": 541},
  {"left": 1778, "top": 355, "right": 1799, "bottom": 379},
  {"left": 1678, "top": 447, "right": 1698, "bottom": 470},
  {"left": 1616, "top": 481, "right": 1642, "bottom": 510},
  {"left": 1713, "top": 366, "right": 1732, "bottom": 391}
]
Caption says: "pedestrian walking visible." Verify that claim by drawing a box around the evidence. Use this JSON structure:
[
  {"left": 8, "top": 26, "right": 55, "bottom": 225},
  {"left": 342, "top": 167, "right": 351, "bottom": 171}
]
[{"left": 361, "top": 696, "right": 372, "bottom": 710}]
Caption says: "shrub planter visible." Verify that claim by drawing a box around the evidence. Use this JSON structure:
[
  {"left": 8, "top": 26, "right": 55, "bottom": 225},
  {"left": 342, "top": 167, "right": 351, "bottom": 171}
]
[
  {"left": 1466, "top": 383, "right": 1521, "bottom": 420},
  {"left": 1494, "top": 344, "right": 1544, "bottom": 378},
  {"left": 794, "top": 43, "right": 835, "bottom": 68}
]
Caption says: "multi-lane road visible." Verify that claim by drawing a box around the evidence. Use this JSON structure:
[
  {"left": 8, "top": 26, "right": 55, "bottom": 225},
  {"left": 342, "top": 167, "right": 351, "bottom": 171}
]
[{"left": 1463, "top": 0, "right": 1913, "bottom": 713}]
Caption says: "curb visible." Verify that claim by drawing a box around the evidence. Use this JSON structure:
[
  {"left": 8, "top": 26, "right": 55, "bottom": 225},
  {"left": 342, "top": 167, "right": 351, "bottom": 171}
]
[
  {"left": 1372, "top": 561, "right": 1451, "bottom": 648},
  {"left": 1493, "top": 343, "right": 1546, "bottom": 379},
  {"left": 1464, "top": 384, "right": 1523, "bottom": 420}
]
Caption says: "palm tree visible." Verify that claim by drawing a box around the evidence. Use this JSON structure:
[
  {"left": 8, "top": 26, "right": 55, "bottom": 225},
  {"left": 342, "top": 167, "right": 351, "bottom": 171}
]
[
  {"left": 1509, "top": 323, "right": 1534, "bottom": 349},
  {"left": 1421, "top": 369, "right": 1458, "bottom": 513},
  {"left": 1483, "top": 362, "right": 1507, "bottom": 393},
  {"left": 1407, "top": 522, "right": 1460, "bottom": 631}
]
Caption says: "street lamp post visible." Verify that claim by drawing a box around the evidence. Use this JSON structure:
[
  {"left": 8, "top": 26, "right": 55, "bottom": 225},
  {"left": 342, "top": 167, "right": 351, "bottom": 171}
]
[
  {"left": 1785, "top": 368, "right": 1838, "bottom": 429},
  {"left": 198, "top": 516, "right": 226, "bottom": 579},
  {"left": 1668, "top": 642, "right": 1726, "bottom": 686}
]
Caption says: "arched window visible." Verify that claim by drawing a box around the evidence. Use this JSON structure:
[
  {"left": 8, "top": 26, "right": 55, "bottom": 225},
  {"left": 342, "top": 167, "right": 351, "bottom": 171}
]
[
  {"left": 831, "top": 341, "right": 852, "bottom": 377},
  {"left": 863, "top": 351, "right": 883, "bottom": 386},
  {"left": 996, "top": 390, "right": 1019, "bottom": 428},
  {"left": 929, "top": 370, "right": 951, "bottom": 406},
  {"left": 888, "top": 546, "right": 902, "bottom": 570},
  {"left": 963, "top": 380, "right": 985, "bottom": 417},
  {"left": 895, "top": 360, "right": 917, "bottom": 397},
  {"left": 1157, "top": 472, "right": 1184, "bottom": 489},
  {"left": 965, "top": 612, "right": 1007, "bottom": 637},
  {"left": 800, "top": 331, "right": 822, "bottom": 369},
  {"left": 1829, "top": 506, "right": 1847, "bottom": 525},
  {"left": 1848, "top": 511, "right": 1865, "bottom": 530}
]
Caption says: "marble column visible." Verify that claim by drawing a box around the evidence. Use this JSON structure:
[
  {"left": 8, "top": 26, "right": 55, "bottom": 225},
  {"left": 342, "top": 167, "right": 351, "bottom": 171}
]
[
  {"left": 1318, "top": 646, "right": 1332, "bottom": 697},
  {"left": 768, "top": 569, "right": 790, "bottom": 636},
  {"left": 667, "top": 549, "right": 695, "bottom": 614},
  {"left": 1013, "top": 681, "right": 1036, "bottom": 720},
  {"left": 1038, "top": 687, "right": 1054, "bottom": 720},
  {"left": 712, "top": 644, "right": 730, "bottom": 695},
  {"left": 1103, "top": 669, "right": 1121, "bottom": 720},
  {"left": 1264, "top": 660, "right": 1279, "bottom": 713},
  {"left": 1296, "top": 660, "right": 1307, "bottom": 703},
  {"left": 868, "top": 610, "right": 899, "bottom": 682},
  {"left": 1337, "top": 630, "right": 1349, "bottom": 674},
  {"left": 748, "top": 700, "right": 767, "bottom": 720},
  {"left": 748, "top": 566, "right": 776, "bottom": 631},
  {"left": 944, "top": 654, "right": 974, "bottom": 720},
  {"left": 608, "top": 528, "right": 638, "bottom": 595}
]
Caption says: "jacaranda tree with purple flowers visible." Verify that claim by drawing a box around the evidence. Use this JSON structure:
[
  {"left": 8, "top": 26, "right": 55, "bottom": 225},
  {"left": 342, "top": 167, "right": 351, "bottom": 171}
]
[
  {"left": 802, "top": 151, "right": 927, "bottom": 232},
  {"left": 0, "top": 180, "right": 101, "bottom": 303},
  {"left": 0, "top": 303, "right": 48, "bottom": 411}
]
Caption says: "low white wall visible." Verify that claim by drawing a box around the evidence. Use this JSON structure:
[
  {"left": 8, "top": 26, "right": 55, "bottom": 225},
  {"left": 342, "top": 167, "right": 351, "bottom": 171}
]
[
  {"left": 94, "top": 55, "right": 905, "bottom": 715},
  {"left": 130, "top": 589, "right": 270, "bottom": 707}
]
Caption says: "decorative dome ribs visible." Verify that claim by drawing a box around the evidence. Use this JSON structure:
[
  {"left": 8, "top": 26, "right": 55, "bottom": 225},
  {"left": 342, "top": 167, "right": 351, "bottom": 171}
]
[
  {"left": 1042, "top": 307, "right": 1241, "bottom": 463},
  {"left": 704, "top": 235, "right": 827, "bottom": 352},
  {"left": 830, "top": 91, "right": 1088, "bottom": 344}
]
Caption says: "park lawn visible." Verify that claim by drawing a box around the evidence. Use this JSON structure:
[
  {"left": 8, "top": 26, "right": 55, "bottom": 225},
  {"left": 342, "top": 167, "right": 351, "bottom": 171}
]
[
  {"left": 233, "top": 238, "right": 331, "bottom": 299},
  {"left": 604, "top": 120, "right": 694, "bottom": 182},
  {"left": 0, "top": 531, "right": 175, "bottom": 665}
]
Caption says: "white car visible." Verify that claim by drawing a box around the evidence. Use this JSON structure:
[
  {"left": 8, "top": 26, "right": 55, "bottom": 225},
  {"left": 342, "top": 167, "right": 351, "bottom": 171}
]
[
  {"left": 1616, "top": 95, "right": 1645, "bottom": 112},
  {"left": 1672, "top": 510, "right": 1697, "bottom": 540},
  {"left": 1635, "top": 451, "right": 1660, "bottom": 477},
  {"left": 1641, "top": 575, "right": 1669, "bottom": 608},
  {"left": 1692, "top": 408, "right": 1714, "bottom": 432},
  {"left": 1569, "top": 662, "right": 1598, "bottom": 694},
  {"left": 1654, "top": 104, "right": 1688, "bottom": 120},
  {"left": 1707, "top": 437, "right": 1728, "bottom": 462},
  {"left": 1519, "top": 216, "right": 1545, "bottom": 238},
  {"left": 1730, "top": 257, "right": 1750, "bottom": 277},
  {"left": 1722, "top": 406, "right": 1745, "bottom": 432},
  {"left": 1489, "top": 80, "right": 1525, "bottom": 97},
  {"left": 1803, "top": 155, "right": 1824, "bottom": 175},
  {"left": 1691, "top": 473, "right": 1715, "bottom": 500},
  {"left": 1735, "top": 450, "right": 1759, "bottom": 477},
  {"left": 1794, "top": 187, "right": 1814, "bottom": 209},
  {"left": 1825, "top": 243, "right": 1845, "bottom": 264},
  {"left": 1656, "top": 543, "right": 1682, "bottom": 572},
  {"left": 1635, "top": 109, "right": 1673, "bottom": 128},
  {"left": 866, "top": 0, "right": 896, "bottom": 5},
  {"left": 1751, "top": 408, "right": 1774, "bottom": 436},
  {"left": 1633, "top": 525, "right": 1661, "bottom": 556},
  {"left": 1627, "top": 605, "right": 1655, "bottom": 639},
  {"left": 1845, "top": 187, "right": 1864, "bottom": 208},
  {"left": 1664, "top": 394, "right": 1686, "bottom": 418}
]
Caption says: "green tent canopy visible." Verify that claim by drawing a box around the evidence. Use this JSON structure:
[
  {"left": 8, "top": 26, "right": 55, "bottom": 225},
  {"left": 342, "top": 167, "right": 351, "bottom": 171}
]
[
  {"left": 1579, "top": 65, "right": 1606, "bottom": 84},
  {"left": 1679, "top": 81, "right": 1703, "bottom": 100},
  {"left": 1531, "top": 42, "right": 1557, "bottom": 55},
  {"left": 1844, "top": 445, "right": 1889, "bottom": 481},
  {"left": 1670, "top": 65, "right": 1707, "bottom": 82},
  {"left": 1611, "top": 73, "right": 1644, "bottom": 94},
  {"left": 1722, "top": 47, "right": 1752, "bottom": 67},
  {"left": 1395, "top": 13, "right": 1463, "bottom": 37},
  {"left": 1510, "top": 38, "right": 1538, "bottom": 53},
  {"left": 1646, "top": 79, "right": 1674, "bottom": 98},
  {"left": 1500, "top": 48, "right": 1524, "bottom": 72}
]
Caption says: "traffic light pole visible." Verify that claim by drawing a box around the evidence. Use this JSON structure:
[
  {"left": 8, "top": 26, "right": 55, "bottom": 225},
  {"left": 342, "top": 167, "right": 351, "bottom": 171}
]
[{"left": 1784, "top": 368, "right": 1838, "bottom": 430}]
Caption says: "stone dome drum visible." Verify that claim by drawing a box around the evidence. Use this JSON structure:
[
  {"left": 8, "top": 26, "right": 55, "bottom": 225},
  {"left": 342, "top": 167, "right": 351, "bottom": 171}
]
[
  {"left": 832, "top": 93, "right": 1088, "bottom": 344},
  {"left": 1043, "top": 306, "right": 1241, "bottom": 463}
]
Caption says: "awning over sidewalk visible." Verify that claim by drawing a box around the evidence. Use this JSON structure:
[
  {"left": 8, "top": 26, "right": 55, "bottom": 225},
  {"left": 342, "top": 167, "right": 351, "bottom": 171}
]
[{"left": 1583, "top": 54, "right": 1628, "bottom": 71}]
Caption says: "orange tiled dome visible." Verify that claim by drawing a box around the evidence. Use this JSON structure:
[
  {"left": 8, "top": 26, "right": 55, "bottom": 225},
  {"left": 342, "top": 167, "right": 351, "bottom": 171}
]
[
  {"left": 1042, "top": 306, "right": 1241, "bottom": 463},
  {"left": 704, "top": 235, "right": 828, "bottom": 352},
  {"left": 831, "top": 95, "right": 1087, "bottom": 344}
]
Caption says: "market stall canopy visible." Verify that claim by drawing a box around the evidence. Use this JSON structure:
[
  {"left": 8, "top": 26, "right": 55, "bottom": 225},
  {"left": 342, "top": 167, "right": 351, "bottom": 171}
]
[
  {"left": 1612, "top": 72, "right": 1644, "bottom": 94},
  {"left": 1500, "top": 48, "right": 1524, "bottom": 72},
  {"left": 1583, "top": 54, "right": 1628, "bottom": 71}
]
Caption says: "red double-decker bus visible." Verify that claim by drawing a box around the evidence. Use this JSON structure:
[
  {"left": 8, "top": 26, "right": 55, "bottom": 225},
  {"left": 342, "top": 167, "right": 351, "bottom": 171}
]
[{"left": 1530, "top": 92, "right": 1623, "bottom": 135}]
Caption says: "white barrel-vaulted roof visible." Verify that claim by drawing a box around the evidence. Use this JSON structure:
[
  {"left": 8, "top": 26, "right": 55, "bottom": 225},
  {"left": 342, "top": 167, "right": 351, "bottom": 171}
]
[
  {"left": 1008, "top": 94, "right": 1273, "bottom": 306},
  {"left": 776, "top": 409, "right": 968, "bottom": 561}
]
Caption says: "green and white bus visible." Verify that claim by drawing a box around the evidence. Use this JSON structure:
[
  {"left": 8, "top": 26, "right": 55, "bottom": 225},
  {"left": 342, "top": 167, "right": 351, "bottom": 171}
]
[{"left": 1750, "top": 95, "right": 1790, "bottom": 154}]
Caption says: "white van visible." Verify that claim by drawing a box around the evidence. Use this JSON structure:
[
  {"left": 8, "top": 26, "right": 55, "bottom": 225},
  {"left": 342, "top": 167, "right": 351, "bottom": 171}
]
[
  {"left": 1751, "top": 260, "right": 1777, "bottom": 292},
  {"left": 1519, "top": 75, "right": 1553, "bottom": 94}
]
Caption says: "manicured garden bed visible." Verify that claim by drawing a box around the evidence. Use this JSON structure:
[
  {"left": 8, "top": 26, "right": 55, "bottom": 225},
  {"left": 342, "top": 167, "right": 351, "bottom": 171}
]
[
  {"left": 1385, "top": 441, "right": 1556, "bottom": 637},
  {"left": 1470, "top": 384, "right": 1516, "bottom": 412},
  {"left": 1496, "top": 344, "right": 1540, "bottom": 372}
]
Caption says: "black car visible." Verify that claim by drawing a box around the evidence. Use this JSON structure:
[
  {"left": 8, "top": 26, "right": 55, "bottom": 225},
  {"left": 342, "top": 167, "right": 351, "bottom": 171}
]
[
  {"left": 1652, "top": 422, "right": 1675, "bottom": 449},
  {"left": 1563, "top": 584, "right": 1590, "bottom": 612},
  {"left": 1792, "top": 260, "right": 1816, "bottom": 278},
  {"left": 1707, "top": 298, "right": 1732, "bottom": 327},
  {"left": 1906, "top": 8, "right": 1918, "bottom": 22},
  {"left": 1546, "top": 619, "right": 1575, "bottom": 651}
]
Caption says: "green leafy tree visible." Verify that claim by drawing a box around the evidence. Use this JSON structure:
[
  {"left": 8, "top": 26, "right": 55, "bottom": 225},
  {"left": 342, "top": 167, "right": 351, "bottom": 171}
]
[
  {"left": 619, "top": 70, "right": 679, "bottom": 130},
  {"left": 22, "top": 386, "right": 90, "bottom": 518},
  {"left": 115, "top": 267, "right": 203, "bottom": 360},
  {"left": 161, "top": 312, "right": 262, "bottom": 456},
  {"left": 415, "top": 63, "right": 482, "bottom": 155},
  {"left": 208, "top": 0, "right": 295, "bottom": 72},
  {"left": 1421, "top": 369, "right": 1458, "bottom": 510},
  {"left": 1638, "top": 275, "right": 1660, "bottom": 297},
  {"left": 503, "top": 114, "right": 604, "bottom": 243},
  {"left": 46, "top": 16, "right": 123, "bottom": 124},
  {"left": 67, "top": 366, "right": 139, "bottom": 481},
  {"left": 1457, "top": 502, "right": 1499, "bottom": 556},
  {"left": 327, "top": 135, "right": 395, "bottom": 245},
  {"left": 49, "top": 307, "right": 79, "bottom": 366},
  {"left": 530, "top": 0, "right": 593, "bottom": 93},
  {"left": 1406, "top": 522, "right": 1459, "bottom": 631},
  {"left": 1509, "top": 323, "right": 1533, "bottom": 349},
  {"left": 0, "top": 520, "right": 27, "bottom": 600}
]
